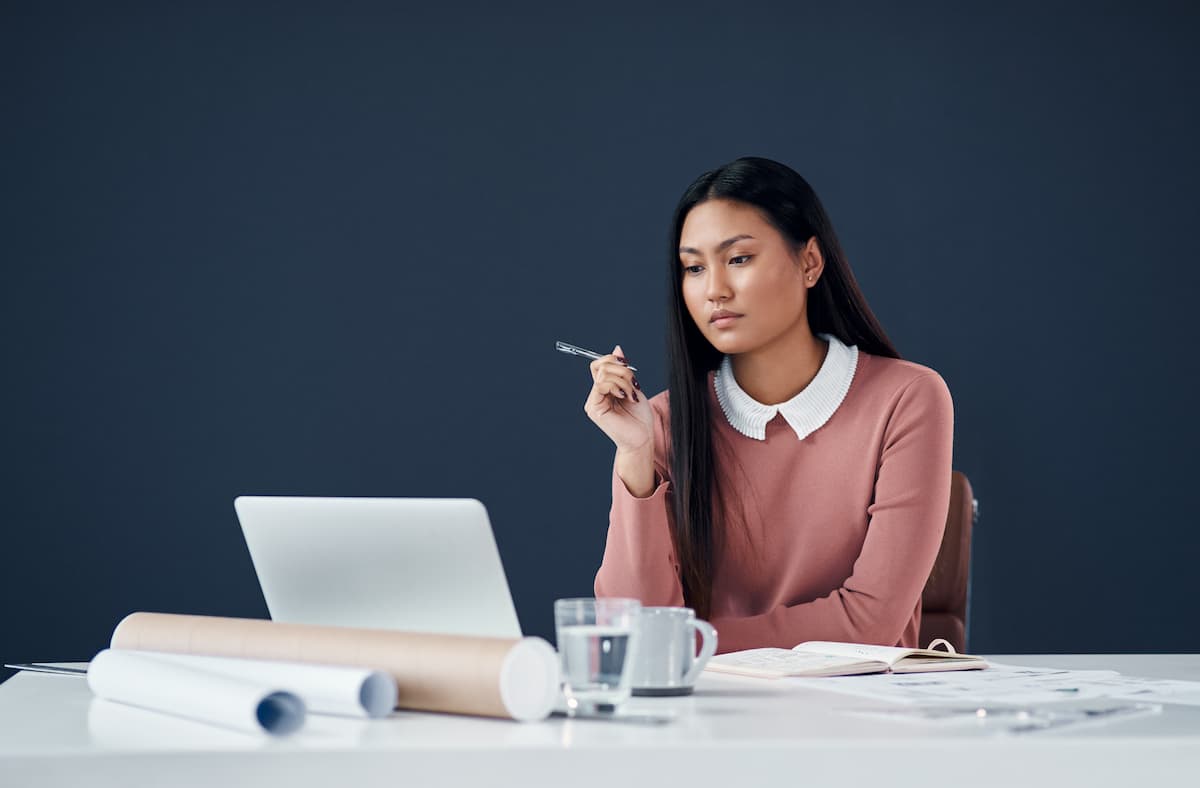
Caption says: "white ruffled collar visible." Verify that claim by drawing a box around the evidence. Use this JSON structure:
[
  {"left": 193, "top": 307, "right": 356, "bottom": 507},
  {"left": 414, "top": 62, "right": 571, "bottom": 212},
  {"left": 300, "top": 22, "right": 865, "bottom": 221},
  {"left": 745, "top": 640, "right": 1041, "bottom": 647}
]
[{"left": 713, "top": 333, "right": 859, "bottom": 441}]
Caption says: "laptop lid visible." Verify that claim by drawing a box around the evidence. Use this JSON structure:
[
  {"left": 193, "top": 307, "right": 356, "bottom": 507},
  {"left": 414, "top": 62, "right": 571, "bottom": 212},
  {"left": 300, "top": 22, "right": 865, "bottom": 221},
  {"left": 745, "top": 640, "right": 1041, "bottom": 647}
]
[{"left": 234, "top": 496, "right": 522, "bottom": 639}]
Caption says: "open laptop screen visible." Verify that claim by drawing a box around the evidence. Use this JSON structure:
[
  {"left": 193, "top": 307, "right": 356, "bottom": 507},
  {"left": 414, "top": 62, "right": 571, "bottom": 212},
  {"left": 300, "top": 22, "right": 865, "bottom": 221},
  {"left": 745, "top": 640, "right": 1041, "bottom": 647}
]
[{"left": 234, "top": 496, "right": 522, "bottom": 639}]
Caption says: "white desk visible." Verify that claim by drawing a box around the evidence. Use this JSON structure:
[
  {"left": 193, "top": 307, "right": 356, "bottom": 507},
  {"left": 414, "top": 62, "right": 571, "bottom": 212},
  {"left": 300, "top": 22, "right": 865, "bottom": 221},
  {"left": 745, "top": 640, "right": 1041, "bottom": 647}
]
[{"left": 2, "top": 654, "right": 1198, "bottom": 787}]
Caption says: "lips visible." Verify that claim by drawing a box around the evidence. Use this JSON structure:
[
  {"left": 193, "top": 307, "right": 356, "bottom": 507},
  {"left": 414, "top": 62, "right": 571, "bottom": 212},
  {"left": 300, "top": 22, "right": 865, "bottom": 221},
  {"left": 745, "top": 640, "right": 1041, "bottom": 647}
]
[{"left": 709, "top": 310, "right": 743, "bottom": 323}]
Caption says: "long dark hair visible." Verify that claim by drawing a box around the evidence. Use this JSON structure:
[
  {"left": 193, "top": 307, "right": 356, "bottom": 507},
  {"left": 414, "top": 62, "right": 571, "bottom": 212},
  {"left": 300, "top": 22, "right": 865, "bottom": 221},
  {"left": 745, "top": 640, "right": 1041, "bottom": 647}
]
[{"left": 665, "top": 156, "right": 900, "bottom": 620}]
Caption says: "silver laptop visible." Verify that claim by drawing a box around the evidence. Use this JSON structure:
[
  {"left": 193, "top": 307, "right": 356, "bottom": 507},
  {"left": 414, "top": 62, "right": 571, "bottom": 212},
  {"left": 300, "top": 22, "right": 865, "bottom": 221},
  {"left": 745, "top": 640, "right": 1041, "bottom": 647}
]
[{"left": 234, "top": 496, "right": 522, "bottom": 638}]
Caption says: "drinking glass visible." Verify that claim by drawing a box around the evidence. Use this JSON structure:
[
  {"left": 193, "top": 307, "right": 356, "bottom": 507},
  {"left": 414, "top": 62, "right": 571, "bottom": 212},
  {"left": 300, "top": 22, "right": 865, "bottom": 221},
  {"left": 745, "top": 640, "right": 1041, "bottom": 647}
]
[{"left": 553, "top": 597, "right": 641, "bottom": 714}]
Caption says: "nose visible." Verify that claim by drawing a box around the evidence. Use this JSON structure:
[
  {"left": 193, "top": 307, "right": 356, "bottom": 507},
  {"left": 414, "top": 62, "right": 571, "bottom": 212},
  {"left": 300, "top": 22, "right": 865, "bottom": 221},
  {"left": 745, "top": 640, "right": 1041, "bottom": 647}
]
[{"left": 704, "top": 264, "right": 732, "bottom": 303}]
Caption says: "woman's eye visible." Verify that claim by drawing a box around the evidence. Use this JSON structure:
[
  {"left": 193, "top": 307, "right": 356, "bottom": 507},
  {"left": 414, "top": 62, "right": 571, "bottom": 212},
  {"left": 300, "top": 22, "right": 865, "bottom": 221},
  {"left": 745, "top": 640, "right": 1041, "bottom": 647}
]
[
  {"left": 730, "top": 255, "right": 751, "bottom": 265},
  {"left": 684, "top": 265, "right": 704, "bottom": 275}
]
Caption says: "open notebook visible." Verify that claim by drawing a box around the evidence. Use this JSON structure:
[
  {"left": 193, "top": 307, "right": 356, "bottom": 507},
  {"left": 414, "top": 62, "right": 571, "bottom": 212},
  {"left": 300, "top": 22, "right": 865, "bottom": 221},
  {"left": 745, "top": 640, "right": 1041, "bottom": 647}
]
[{"left": 704, "top": 638, "right": 989, "bottom": 679}]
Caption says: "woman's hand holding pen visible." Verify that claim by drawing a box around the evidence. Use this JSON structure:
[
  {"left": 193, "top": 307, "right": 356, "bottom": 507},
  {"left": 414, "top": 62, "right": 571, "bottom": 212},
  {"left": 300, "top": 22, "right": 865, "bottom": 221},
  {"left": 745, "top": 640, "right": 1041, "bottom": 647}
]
[{"left": 584, "top": 345, "right": 657, "bottom": 498}]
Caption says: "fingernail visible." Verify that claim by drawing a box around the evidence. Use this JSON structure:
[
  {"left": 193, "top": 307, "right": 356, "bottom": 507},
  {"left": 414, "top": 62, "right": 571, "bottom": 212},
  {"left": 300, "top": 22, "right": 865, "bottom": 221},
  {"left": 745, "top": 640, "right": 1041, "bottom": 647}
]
[
  {"left": 633, "top": 377, "right": 641, "bottom": 390},
  {"left": 632, "top": 390, "right": 639, "bottom": 402}
]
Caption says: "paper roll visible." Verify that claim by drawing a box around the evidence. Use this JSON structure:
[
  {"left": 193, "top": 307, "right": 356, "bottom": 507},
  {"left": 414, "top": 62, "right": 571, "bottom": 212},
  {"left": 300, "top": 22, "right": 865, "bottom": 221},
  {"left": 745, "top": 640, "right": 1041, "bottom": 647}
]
[
  {"left": 111, "top": 612, "right": 560, "bottom": 721},
  {"left": 124, "top": 651, "right": 398, "bottom": 718},
  {"left": 87, "top": 649, "right": 306, "bottom": 736}
]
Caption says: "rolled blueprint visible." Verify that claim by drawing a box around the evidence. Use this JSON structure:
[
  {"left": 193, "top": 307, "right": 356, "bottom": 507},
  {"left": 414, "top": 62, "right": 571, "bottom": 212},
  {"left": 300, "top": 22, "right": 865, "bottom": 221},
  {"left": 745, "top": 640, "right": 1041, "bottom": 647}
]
[
  {"left": 110, "top": 612, "right": 560, "bottom": 721},
  {"left": 87, "top": 649, "right": 306, "bottom": 736},
  {"left": 123, "top": 651, "right": 397, "bottom": 718}
]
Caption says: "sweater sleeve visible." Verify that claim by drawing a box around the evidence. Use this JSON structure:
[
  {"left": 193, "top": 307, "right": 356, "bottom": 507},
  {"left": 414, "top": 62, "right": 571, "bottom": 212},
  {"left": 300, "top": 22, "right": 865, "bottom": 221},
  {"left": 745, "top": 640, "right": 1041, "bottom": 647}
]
[
  {"left": 593, "top": 396, "right": 686, "bottom": 606},
  {"left": 710, "top": 372, "right": 954, "bottom": 651}
]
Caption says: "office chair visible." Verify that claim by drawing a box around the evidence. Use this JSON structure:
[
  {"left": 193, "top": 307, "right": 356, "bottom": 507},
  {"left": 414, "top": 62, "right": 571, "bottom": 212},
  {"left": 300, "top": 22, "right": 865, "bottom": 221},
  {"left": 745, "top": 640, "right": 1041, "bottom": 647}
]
[{"left": 919, "top": 470, "right": 977, "bottom": 653}]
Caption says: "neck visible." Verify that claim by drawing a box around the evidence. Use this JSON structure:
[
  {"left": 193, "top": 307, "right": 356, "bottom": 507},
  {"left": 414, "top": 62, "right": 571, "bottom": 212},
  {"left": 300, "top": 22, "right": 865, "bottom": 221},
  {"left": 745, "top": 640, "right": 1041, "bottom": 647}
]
[{"left": 730, "top": 322, "right": 828, "bottom": 405}]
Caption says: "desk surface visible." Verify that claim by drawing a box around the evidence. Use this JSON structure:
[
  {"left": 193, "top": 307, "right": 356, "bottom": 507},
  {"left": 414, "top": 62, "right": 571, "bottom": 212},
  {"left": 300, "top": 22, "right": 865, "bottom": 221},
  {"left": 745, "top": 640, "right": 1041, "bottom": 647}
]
[{"left": 2, "top": 654, "right": 1198, "bottom": 787}]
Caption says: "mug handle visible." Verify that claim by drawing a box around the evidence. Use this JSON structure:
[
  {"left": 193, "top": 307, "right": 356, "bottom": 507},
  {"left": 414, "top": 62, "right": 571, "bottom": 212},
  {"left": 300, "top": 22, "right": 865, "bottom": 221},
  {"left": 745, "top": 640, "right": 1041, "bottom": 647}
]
[{"left": 681, "top": 619, "right": 718, "bottom": 686}]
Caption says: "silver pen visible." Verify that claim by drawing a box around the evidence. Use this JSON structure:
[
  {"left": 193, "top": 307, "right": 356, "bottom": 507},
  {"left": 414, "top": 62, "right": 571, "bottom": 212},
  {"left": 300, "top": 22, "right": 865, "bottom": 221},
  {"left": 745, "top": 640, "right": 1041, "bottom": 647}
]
[
  {"left": 555, "top": 341, "right": 638, "bottom": 372},
  {"left": 4, "top": 663, "right": 89, "bottom": 676}
]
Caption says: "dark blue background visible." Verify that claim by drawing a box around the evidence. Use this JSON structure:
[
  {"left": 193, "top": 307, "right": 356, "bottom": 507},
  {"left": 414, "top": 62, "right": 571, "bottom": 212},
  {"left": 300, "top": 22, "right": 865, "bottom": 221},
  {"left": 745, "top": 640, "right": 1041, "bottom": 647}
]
[{"left": 4, "top": 1, "right": 1198, "bottom": 682}]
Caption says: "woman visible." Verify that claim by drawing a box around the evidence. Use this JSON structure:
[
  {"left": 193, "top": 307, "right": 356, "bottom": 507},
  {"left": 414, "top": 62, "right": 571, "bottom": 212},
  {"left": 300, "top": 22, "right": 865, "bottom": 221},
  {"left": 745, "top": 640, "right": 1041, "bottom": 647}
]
[{"left": 586, "top": 156, "right": 953, "bottom": 652}]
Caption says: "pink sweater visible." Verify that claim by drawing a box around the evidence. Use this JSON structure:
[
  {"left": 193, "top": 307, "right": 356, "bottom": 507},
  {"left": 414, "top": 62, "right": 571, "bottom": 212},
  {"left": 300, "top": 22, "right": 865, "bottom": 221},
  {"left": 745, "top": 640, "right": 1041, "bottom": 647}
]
[{"left": 593, "top": 350, "right": 954, "bottom": 653}]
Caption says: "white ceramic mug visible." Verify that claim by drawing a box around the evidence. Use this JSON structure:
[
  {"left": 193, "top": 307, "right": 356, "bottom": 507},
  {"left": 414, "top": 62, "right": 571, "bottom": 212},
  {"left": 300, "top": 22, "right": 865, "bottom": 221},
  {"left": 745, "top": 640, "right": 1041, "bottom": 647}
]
[{"left": 630, "top": 606, "right": 718, "bottom": 696}]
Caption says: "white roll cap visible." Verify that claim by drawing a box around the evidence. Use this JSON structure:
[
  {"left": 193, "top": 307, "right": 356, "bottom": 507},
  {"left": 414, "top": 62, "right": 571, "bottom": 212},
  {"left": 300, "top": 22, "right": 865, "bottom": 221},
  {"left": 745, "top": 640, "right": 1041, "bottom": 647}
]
[{"left": 499, "top": 637, "right": 560, "bottom": 722}]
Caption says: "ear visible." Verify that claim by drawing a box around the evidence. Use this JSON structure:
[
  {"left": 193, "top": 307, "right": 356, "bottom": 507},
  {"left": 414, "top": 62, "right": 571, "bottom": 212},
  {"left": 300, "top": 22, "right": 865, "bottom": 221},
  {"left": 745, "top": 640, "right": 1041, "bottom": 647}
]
[{"left": 801, "top": 236, "right": 824, "bottom": 287}]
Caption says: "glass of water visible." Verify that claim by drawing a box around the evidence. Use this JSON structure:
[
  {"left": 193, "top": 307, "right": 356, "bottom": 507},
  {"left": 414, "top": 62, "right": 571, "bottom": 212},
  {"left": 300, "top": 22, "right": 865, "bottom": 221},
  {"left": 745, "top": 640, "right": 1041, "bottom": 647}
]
[{"left": 554, "top": 597, "right": 641, "bottom": 715}]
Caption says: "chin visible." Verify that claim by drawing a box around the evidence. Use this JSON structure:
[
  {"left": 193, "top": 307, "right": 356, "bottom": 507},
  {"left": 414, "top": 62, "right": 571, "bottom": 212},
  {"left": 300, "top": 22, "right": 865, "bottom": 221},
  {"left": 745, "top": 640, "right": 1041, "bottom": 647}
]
[{"left": 703, "top": 331, "right": 752, "bottom": 356}]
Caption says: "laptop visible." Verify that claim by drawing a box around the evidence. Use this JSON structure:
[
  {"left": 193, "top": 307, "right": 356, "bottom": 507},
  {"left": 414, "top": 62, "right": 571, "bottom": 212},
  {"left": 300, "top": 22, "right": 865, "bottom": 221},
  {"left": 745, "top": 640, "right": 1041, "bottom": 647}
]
[{"left": 233, "top": 496, "right": 523, "bottom": 638}]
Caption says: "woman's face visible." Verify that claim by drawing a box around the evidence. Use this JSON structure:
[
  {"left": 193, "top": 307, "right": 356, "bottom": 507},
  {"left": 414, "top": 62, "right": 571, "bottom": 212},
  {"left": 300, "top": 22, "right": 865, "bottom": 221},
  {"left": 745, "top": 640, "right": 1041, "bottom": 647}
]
[{"left": 678, "top": 199, "right": 821, "bottom": 355}]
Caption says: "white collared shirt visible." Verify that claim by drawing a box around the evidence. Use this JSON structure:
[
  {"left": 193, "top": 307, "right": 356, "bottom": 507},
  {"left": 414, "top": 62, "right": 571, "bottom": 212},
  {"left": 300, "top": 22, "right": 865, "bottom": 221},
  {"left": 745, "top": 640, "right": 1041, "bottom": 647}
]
[{"left": 712, "top": 333, "right": 859, "bottom": 441}]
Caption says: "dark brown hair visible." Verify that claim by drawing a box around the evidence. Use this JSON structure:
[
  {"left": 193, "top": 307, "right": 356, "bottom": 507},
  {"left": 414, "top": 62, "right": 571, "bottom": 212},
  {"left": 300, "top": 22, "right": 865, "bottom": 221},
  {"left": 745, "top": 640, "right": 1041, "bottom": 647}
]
[{"left": 665, "top": 156, "right": 900, "bottom": 619}]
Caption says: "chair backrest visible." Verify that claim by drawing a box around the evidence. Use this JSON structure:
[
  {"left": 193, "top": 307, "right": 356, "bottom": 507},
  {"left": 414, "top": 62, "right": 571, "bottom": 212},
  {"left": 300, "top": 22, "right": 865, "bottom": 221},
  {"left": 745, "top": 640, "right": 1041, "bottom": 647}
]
[{"left": 920, "top": 470, "right": 976, "bottom": 653}]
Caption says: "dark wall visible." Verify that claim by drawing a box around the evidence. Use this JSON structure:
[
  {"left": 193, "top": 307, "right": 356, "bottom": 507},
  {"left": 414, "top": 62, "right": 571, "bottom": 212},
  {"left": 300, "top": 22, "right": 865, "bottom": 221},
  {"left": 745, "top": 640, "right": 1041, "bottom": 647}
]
[{"left": 4, "top": 1, "right": 1198, "bottom": 683}]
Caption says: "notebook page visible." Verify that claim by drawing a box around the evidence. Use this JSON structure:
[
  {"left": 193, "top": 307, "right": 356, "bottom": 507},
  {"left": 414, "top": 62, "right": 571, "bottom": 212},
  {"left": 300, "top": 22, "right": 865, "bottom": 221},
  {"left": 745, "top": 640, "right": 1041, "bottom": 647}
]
[
  {"left": 792, "top": 641, "right": 920, "bottom": 667},
  {"left": 707, "top": 648, "right": 886, "bottom": 677}
]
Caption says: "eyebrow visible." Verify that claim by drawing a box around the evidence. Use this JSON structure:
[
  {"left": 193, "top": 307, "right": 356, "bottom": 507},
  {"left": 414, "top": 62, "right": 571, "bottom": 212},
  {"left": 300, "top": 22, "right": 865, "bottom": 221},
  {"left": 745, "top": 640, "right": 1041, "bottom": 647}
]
[{"left": 678, "top": 234, "right": 755, "bottom": 257}]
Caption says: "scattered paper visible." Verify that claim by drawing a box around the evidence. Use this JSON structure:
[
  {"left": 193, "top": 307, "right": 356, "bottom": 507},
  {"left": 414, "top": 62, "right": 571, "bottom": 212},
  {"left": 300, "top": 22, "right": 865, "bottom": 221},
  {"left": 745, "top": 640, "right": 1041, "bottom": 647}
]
[
  {"left": 787, "top": 660, "right": 1200, "bottom": 707},
  {"left": 787, "top": 663, "right": 1118, "bottom": 705},
  {"left": 1058, "top": 675, "right": 1200, "bottom": 707},
  {"left": 846, "top": 700, "right": 1163, "bottom": 734}
]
